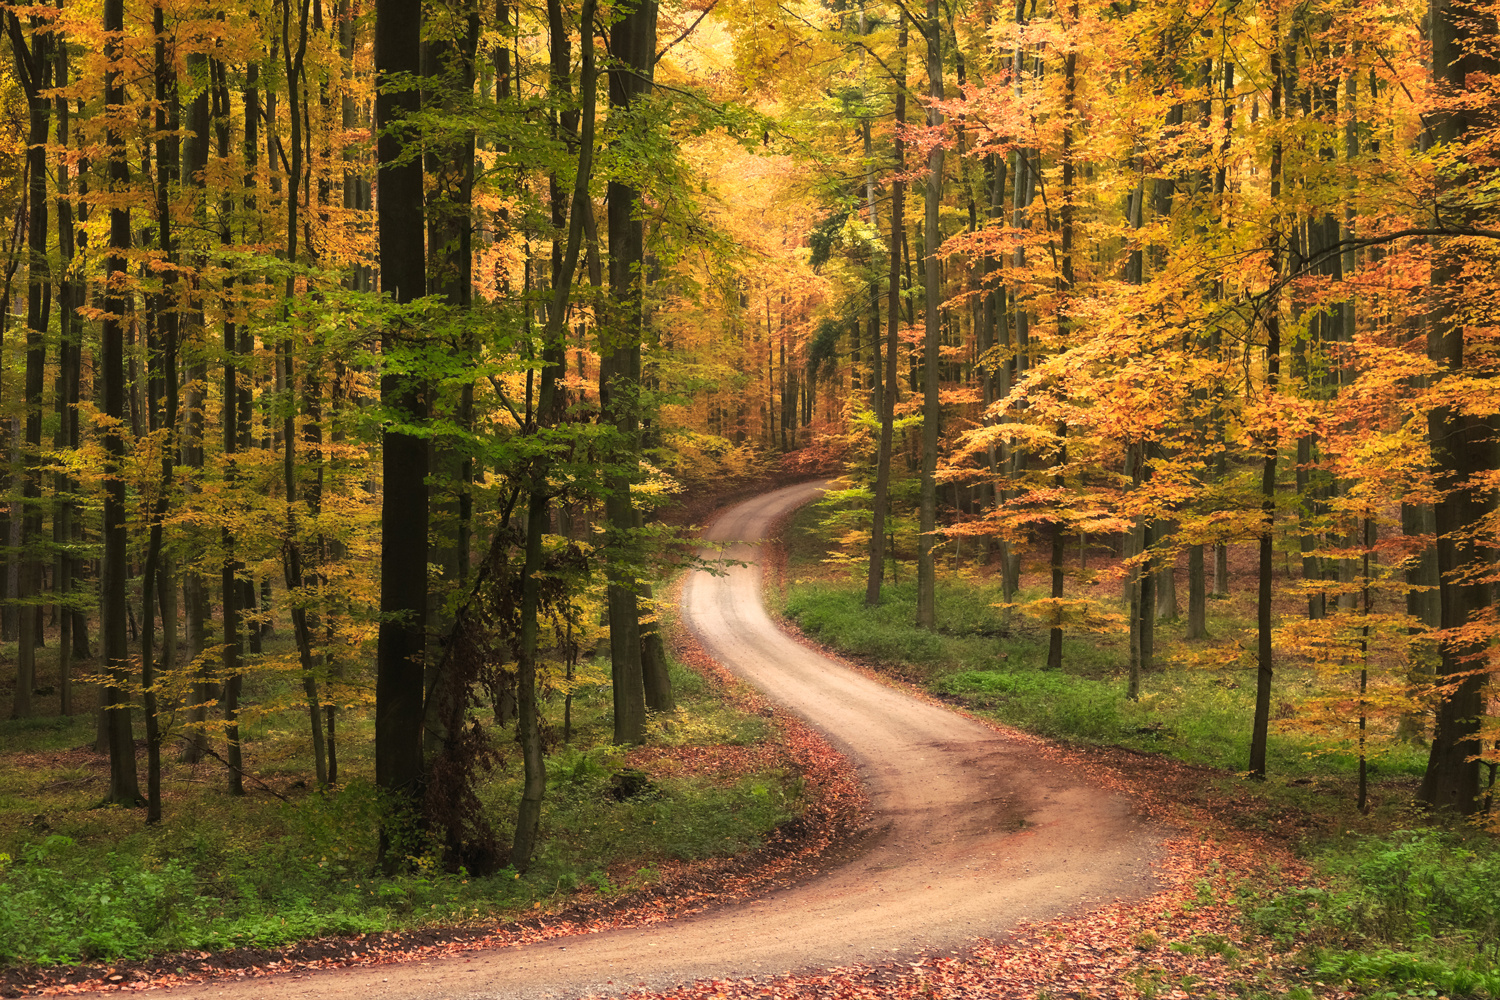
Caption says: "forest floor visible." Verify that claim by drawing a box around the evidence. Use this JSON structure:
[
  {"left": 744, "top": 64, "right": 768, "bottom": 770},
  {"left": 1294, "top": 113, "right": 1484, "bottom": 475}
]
[
  {"left": 0, "top": 467, "right": 840, "bottom": 996},
  {"left": 9, "top": 480, "right": 1151, "bottom": 999},
  {"left": 4, "top": 480, "right": 1498, "bottom": 999}
]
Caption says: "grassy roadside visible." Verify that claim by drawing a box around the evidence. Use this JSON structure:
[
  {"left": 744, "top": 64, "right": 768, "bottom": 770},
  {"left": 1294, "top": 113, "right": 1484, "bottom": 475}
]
[
  {"left": 774, "top": 500, "right": 1500, "bottom": 1000},
  {"left": 0, "top": 617, "right": 803, "bottom": 971}
]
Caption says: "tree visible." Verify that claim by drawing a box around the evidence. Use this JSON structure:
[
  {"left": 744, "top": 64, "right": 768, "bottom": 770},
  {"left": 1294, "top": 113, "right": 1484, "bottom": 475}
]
[
  {"left": 99, "top": 0, "right": 141, "bottom": 808},
  {"left": 602, "top": 0, "right": 658, "bottom": 744},
  {"left": 1417, "top": 0, "right": 1497, "bottom": 814},
  {"left": 915, "top": 0, "right": 943, "bottom": 631},
  {"left": 374, "top": 0, "right": 428, "bottom": 857}
]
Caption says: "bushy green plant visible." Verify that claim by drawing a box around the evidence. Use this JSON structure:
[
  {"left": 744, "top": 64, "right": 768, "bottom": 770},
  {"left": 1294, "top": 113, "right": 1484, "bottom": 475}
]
[{"left": 1243, "top": 831, "right": 1500, "bottom": 996}]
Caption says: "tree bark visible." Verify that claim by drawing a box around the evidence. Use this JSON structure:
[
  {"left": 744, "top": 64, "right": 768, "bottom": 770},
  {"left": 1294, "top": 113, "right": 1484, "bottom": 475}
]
[
  {"left": 4, "top": 9, "right": 52, "bottom": 720},
  {"left": 603, "top": 0, "right": 658, "bottom": 743},
  {"left": 1417, "top": 0, "right": 1496, "bottom": 813},
  {"left": 866, "top": 13, "right": 906, "bottom": 607},
  {"left": 278, "top": 0, "right": 328, "bottom": 789},
  {"left": 1047, "top": 14, "right": 1076, "bottom": 672},
  {"left": 1249, "top": 44, "right": 1286, "bottom": 782},
  {"left": 915, "top": 0, "right": 943, "bottom": 631},
  {"left": 100, "top": 0, "right": 141, "bottom": 807},
  {"left": 514, "top": 0, "right": 595, "bottom": 866},
  {"left": 375, "top": 0, "right": 429, "bottom": 858},
  {"left": 1187, "top": 543, "right": 1207, "bottom": 639},
  {"left": 52, "top": 32, "right": 78, "bottom": 716}
]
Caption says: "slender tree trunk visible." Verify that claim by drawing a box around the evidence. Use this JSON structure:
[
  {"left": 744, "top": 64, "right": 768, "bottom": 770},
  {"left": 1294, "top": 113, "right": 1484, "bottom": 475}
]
[
  {"left": 52, "top": 33, "right": 77, "bottom": 716},
  {"left": 277, "top": 0, "right": 328, "bottom": 790},
  {"left": 915, "top": 0, "right": 944, "bottom": 630},
  {"left": 423, "top": 1, "right": 479, "bottom": 694},
  {"left": 1047, "top": 16, "right": 1076, "bottom": 672},
  {"left": 5, "top": 10, "right": 52, "bottom": 720},
  {"left": 866, "top": 14, "right": 906, "bottom": 607},
  {"left": 1249, "top": 45, "right": 1286, "bottom": 781},
  {"left": 222, "top": 61, "right": 262, "bottom": 796},
  {"left": 1187, "top": 543, "right": 1207, "bottom": 638},
  {"left": 137, "top": 0, "right": 184, "bottom": 824},
  {"left": 514, "top": 2, "right": 595, "bottom": 867}
]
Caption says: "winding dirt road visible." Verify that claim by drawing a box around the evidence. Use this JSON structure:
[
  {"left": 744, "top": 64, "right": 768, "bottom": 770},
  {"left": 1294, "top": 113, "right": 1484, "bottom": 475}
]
[{"left": 155, "top": 481, "right": 1162, "bottom": 999}]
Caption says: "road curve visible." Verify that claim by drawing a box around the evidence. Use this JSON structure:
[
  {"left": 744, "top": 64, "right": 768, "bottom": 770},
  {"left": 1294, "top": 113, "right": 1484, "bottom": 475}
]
[{"left": 152, "top": 482, "right": 1162, "bottom": 999}]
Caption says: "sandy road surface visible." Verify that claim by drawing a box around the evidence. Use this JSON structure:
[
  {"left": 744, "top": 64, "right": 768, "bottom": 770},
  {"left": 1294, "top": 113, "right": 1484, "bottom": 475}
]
[{"left": 152, "top": 481, "right": 1162, "bottom": 999}]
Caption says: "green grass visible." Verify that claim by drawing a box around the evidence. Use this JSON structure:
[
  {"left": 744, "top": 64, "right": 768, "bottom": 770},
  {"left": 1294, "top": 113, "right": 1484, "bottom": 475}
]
[
  {"left": 0, "top": 641, "right": 800, "bottom": 968},
  {"left": 782, "top": 576, "right": 1427, "bottom": 782}
]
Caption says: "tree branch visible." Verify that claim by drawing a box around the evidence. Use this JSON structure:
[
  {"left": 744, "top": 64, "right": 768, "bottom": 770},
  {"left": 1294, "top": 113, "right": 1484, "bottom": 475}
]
[{"left": 657, "top": 0, "right": 719, "bottom": 63}]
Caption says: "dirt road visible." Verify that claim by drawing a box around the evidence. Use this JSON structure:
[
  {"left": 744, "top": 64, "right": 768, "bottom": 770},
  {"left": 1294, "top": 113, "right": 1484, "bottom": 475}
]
[{"left": 154, "top": 481, "right": 1162, "bottom": 998}]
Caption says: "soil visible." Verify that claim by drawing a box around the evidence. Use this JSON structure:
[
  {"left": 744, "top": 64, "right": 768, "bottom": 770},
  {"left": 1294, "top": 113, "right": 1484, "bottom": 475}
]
[{"left": 23, "top": 481, "right": 1166, "bottom": 999}]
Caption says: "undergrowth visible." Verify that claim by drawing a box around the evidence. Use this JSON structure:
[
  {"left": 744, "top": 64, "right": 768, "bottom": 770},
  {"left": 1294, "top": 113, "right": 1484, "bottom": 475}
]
[
  {"left": 1245, "top": 830, "right": 1500, "bottom": 998},
  {"left": 0, "top": 653, "right": 799, "bottom": 967}
]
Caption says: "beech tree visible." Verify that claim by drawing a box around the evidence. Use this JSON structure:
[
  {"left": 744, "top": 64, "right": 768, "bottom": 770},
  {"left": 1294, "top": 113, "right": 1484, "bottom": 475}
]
[{"left": 0, "top": 0, "right": 1496, "bottom": 853}]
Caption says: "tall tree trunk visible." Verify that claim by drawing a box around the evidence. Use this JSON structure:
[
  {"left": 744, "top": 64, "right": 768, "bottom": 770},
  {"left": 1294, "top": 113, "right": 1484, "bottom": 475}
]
[
  {"left": 375, "top": 0, "right": 429, "bottom": 859},
  {"left": 1417, "top": 0, "right": 1496, "bottom": 813},
  {"left": 1047, "top": 13, "right": 1076, "bottom": 673},
  {"left": 514, "top": 0, "right": 596, "bottom": 867},
  {"left": 866, "top": 14, "right": 906, "bottom": 607},
  {"left": 603, "top": 0, "right": 658, "bottom": 743},
  {"left": 279, "top": 0, "right": 328, "bottom": 789},
  {"left": 184, "top": 53, "right": 233, "bottom": 767},
  {"left": 423, "top": 0, "right": 479, "bottom": 693},
  {"left": 915, "top": 0, "right": 944, "bottom": 631},
  {"left": 138, "top": 0, "right": 183, "bottom": 824},
  {"left": 52, "top": 31, "right": 78, "bottom": 716},
  {"left": 100, "top": 0, "right": 141, "bottom": 807},
  {"left": 5, "top": 10, "right": 52, "bottom": 720},
  {"left": 1249, "top": 43, "right": 1286, "bottom": 782},
  {"left": 223, "top": 60, "right": 261, "bottom": 797}
]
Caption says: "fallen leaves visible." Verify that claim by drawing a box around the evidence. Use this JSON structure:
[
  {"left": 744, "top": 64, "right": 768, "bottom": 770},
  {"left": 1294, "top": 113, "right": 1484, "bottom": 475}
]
[{"left": 4, "top": 583, "right": 868, "bottom": 1000}]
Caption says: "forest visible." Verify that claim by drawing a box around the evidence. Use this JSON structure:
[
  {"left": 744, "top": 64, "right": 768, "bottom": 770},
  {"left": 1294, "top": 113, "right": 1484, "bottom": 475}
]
[{"left": 0, "top": 0, "right": 1498, "bottom": 993}]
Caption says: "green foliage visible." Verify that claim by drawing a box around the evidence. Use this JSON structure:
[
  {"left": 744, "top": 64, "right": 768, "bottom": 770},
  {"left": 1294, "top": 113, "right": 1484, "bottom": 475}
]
[
  {"left": 941, "top": 669, "right": 1126, "bottom": 742},
  {"left": 807, "top": 210, "right": 851, "bottom": 270},
  {"left": 1243, "top": 831, "right": 1500, "bottom": 998}
]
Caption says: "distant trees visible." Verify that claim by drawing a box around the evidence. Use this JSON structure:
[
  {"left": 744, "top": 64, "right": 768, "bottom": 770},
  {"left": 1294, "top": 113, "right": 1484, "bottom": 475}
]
[{"left": 768, "top": 0, "right": 1498, "bottom": 809}]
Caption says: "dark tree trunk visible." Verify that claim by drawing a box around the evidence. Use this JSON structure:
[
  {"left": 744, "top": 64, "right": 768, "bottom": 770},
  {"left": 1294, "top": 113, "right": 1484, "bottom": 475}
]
[
  {"left": 279, "top": 0, "right": 328, "bottom": 789},
  {"left": 1187, "top": 544, "right": 1207, "bottom": 639},
  {"left": 178, "top": 54, "right": 219, "bottom": 765},
  {"left": 139, "top": 0, "right": 183, "bottom": 824},
  {"left": 52, "top": 33, "right": 78, "bottom": 716},
  {"left": 1249, "top": 46, "right": 1285, "bottom": 782},
  {"left": 100, "top": 0, "right": 141, "bottom": 808},
  {"left": 514, "top": 1, "right": 596, "bottom": 867},
  {"left": 1047, "top": 11, "right": 1077, "bottom": 673},
  {"left": 222, "top": 61, "right": 262, "bottom": 796},
  {"left": 375, "top": 0, "right": 429, "bottom": 858},
  {"left": 1418, "top": 0, "right": 1496, "bottom": 814},
  {"left": 4, "top": 9, "right": 52, "bottom": 720},
  {"left": 603, "top": 0, "right": 658, "bottom": 744}
]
